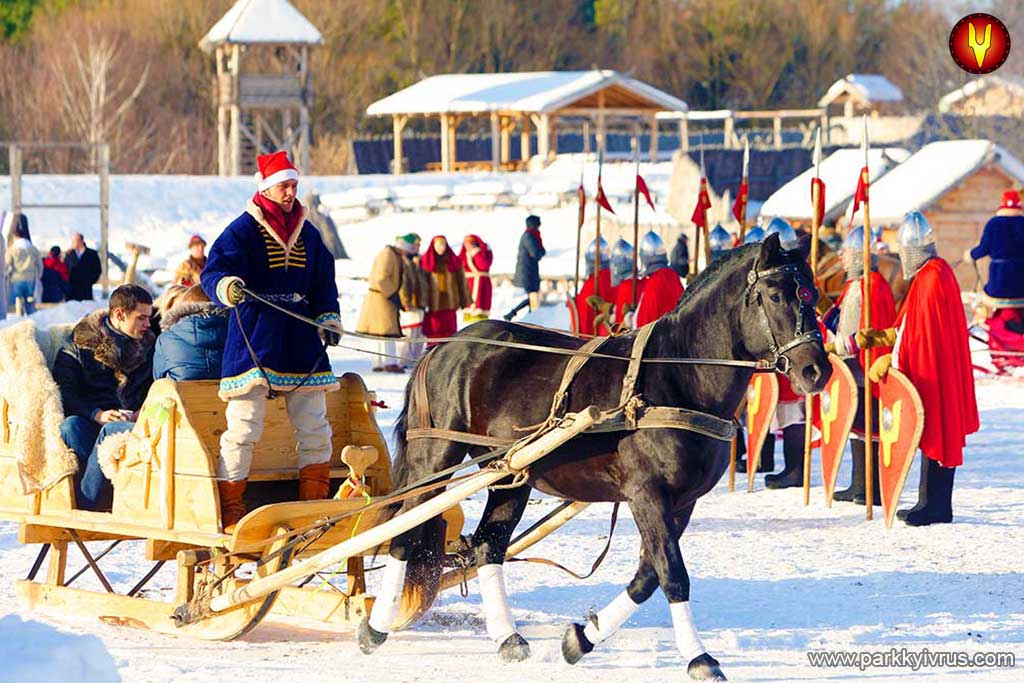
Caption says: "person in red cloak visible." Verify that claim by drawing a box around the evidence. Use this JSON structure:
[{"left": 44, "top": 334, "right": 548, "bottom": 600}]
[
  {"left": 859, "top": 211, "right": 979, "bottom": 526},
  {"left": 636, "top": 230, "right": 684, "bottom": 327},
  {"left": 459, "top": 234, "right": 493, "bottom": 323},
  {"left": 610, "top": 238, "right": 644, "bottom": 330},
  {"left": 420, "top": 235, "right": 470, "bottom": 345},
  {"left": 823, "top": 225, "right": 897, "bottom": 505},
  {"left": 573, "top": 237, "right": 613, "bottom": 336}
]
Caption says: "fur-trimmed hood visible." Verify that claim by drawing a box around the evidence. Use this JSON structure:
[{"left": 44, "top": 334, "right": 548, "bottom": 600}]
[
  {"left": 160, "top": 301, "right": 228, "bottom": 330},
  {"left": 71, "top": 310, "right": 155, "bottom": 383}
]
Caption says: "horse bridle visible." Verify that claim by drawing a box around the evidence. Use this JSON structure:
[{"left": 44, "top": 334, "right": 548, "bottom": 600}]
[{"left": 744, "top": 262, "right": 823, "bottom": 374}]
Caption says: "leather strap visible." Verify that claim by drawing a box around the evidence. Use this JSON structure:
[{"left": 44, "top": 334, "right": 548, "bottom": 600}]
[
  {"left": 406, "top": 428, "right": 515, "bottom": 448},
  {"left": 619, "top": 322, "right": 656, "bottom": 407}
]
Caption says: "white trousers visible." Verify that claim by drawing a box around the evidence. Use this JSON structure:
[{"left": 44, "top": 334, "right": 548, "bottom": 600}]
[
  {"left": 373, "top": 340, "right": 398, "bottom": 370},
  {"left": 218, "top": 386, "right": 332, "bottom": 481},
  {"left": 400, "top": 309, "right": 425, "bottom": 366}
]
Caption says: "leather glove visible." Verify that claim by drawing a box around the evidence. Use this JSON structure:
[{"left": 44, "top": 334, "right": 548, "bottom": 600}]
[
  {"left": 815, "top": 292, "right": 834, "bottom": 317},
  {"left": 855, "top": 327, "right": 897, "bottom": 349},
  {"left": 585, "top": 294, "right": 612, "bottom": 313},
  {"left": 962, "top": 247, "right": 974, "bottom": 264},
  {"left": 867, "top": 353, "right": 893, "bottom": 383},
  {"left": 218, "top": 276, "right": 246, "bottom": 307},
  {"left": 824, "top": 341, "right": 836, "bottom": 355},
  {"left": 319, "top": 320, "right": 343, "bottom": 346}
]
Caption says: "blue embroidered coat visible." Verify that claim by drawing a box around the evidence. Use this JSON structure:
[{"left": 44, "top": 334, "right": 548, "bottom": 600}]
[
  {"left": 971, "top": 214, "right": 1024, "bottom": 299},
  {"left": 201, "top": 199, "right": 341, "bottom": 399}
]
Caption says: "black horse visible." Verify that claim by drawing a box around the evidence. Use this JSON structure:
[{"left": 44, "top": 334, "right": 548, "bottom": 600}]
[{"left": 359, "top": 235, "right": 831, "bottom": 681}]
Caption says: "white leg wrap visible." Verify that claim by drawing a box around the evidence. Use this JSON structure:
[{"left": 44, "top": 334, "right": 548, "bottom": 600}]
[
  {"left": 669, "top": 601, "right": 707, "bottom": 661},
  {"left": 477, "top": 564, "right": 517, "bottom": 644},
  {"left": 368, "top": 558, "right": 408, "bottom": 633},
  {"left": 583, "top": 590, "right": 639, "bottom": 645}
]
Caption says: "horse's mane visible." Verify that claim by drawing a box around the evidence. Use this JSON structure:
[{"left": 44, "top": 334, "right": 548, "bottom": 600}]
[{"left": 669, "top": 242, "right": 759, "bottom": 315}]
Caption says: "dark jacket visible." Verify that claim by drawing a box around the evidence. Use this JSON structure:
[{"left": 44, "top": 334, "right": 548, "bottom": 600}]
[
  {"left": 65, "top": 247, "right": 102, "bottom": 301},
  {"left": 52, "top": 310, "right": 156, "bottom": 420},
  {"left": 670, "top": 236, "right": 690, "bottom": 278},
  {"left": 972, "top": 214, "right": 1024, "bottom": 299},
  {"left": 153, "top": 301, "right": 229, "bottom": 381},
  {"left": 41, "top": 257, "right": 68, "bottom": 303},
  {"left": 513, "top": 229, "right": 545, "bottom": 292}
]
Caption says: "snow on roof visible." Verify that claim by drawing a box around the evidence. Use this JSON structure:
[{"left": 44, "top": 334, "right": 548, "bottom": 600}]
[
  {"left": 938, "top": 75, "right": 1024, "bottom": 112},
  {"left": 366, "top": 70, "right": 688, "bottom": 116},
  {"left": 759, "top": 147, "right": 910, "bottom": 222},
  {"left": 818, "top": 74, "right": 903, "bottom": 107},
  {"left": 199, "top": 0, "right": 322, "bottom": 51},
  {"left": 868, "top": 140, "right": 1024, "bottom": 224}
]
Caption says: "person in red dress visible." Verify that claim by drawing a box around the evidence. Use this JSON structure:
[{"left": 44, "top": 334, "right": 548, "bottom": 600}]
[
  {"left": 859, "top": 211, "right": 979, "bottom": 526},
  {"left": 635, "top": 231, "right": 684, "bottom": 327},
  {"left": 459, "top": 234, "right": 493, "bottom": 323},
  {"left": 421, "top": 235, "right": 470, "bottom": 344},
  {"left": 574, "top": 237, "right": 612, "bottom": 336},
  {"left": 610, "top": 238, "right": 643, "bottom": 330}
]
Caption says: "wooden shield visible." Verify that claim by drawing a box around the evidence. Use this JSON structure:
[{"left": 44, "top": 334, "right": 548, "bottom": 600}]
[
  {"left": 818, "top": 355, "right": 859, "bottom": 506},
  {"left": 566, "top": 298, "right": 580, "bottom": 336},
  {"left": 876, "top": 368, "right": 925, "bottom": 528},
  {"left": 746, "top": 373, "right": 780, "bottom": 492}
]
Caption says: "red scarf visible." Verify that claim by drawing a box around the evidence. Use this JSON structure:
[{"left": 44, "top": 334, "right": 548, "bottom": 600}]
[
  {"left": 252, "top": 192, "right": 304, "bottom": 244},
  {"left": 420, "top": 237, "right": 460, "bottom": 273},
  {"left": 526, "top": 227, "right": 543, "bottom": 251}
]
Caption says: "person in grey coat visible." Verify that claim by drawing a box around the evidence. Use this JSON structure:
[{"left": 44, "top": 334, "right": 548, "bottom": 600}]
[{"left": 512, "top": 214, "right": 545, "bottom": 311}]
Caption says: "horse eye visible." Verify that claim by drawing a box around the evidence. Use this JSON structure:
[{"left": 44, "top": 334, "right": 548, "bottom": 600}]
[{"left": 770, "top": 294, "right": 782, "bottom": 303}]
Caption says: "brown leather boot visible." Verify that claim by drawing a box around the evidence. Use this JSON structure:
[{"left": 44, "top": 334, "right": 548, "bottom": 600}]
[
  {"left": 298, "top": 462, "right": 332, "bottom": 501},
  {"left": 217, "top": 480, "right": 247, "bottom": 533}
]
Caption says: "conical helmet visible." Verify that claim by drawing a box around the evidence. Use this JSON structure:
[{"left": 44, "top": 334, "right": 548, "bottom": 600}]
[
  {"left": 611, "top": 238, "right": 634, "bottom": 286},
  {"left": 584, "top": 236, "right": 611, "bottom": 276},
  {"left": 841, "top": 224, "right": 883, "bottom": 253},
  {"left": 708, "top": 224, "right": 731, "bottom": 261},
  {"left": 639, "top": 230, "right": 669, "bottom": 275},
  {"left": 743, "top": 226, "right": 766, "bottom": 244},
  {"left": 764, "top": 217, "right": 799, "bottom": 250},
  {"left": 897, "top": 211, "right": 934, "bottom": 247}
]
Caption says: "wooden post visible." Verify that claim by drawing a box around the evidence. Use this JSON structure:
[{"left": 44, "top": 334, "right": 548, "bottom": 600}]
[
  {"left": 520, "top": 115, "right": 531, "bottom": 163},
  {"left": 500, "top": 117, "right": 511, "bottom": 164},
  {"left": 299, "top": 45, "right": 311, "bottom": 174},
  {"left": 46, "top": 541, "right": 68, "bottom": 586},
  {"left": 1, "top": 397, "right": 9, "bottom": 444},
  {"left": 583, "top": 119, "right": 592, "bottom": 155},
  {"left": 449, "top": 114, "right": 458, "bottom": 168},
  {"left": 229, "top": 45, "right": 241, "bottom": 176},
  {"left": 489, "top": 112, "right": 500, "bottom": 173},
  {"left": 548, "top": 115, "right": 558, "bottom": 159},
  {"left": 536, "top": 114, "right": 551, "bottom": 163},
  {"left": 440, "top": 115, "right": 451, "bottom": 173},
  {"left": 774, "top": 116, "right": 783, "bottom": 150},
  {"left": 649, "top": 114, "right": 659, "bottom": 162},
  {"left": 724, "top": 115, "right": 735, "bottom": 149},
  {"left": 393, "top": 115, "right": 407, "bottom": 175},
  {"left": 679, "top": 117, "right": 689, "bottom": 152},
  {"left": 98, "top": 143, "right": 110, "bottom": 297},
  {"left": 215, "top": 46, "right": 228, "bottom": 176},
  {"left": 161, "top": 402, "right": 177, "bottom": 530},
  {"left": 596, "top": 91, "right": 607, "bottom": 154},
  {"left": 9, "top": 145, "right": 22, "bottom": 215}
]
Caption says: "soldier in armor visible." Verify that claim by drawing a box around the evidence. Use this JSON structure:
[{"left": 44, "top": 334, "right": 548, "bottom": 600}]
[
  {"left": 857, "top": 212, "right": 979, "bottom": 525},
  {"left": 636, "top": 231, "right": 684, "bottom": 327},
  {"left": 610, "top": 238, "right": 643, "bottom": 329},
  {"left": 574, "top": 237, "right": 612, "bottom": 336},
  {"left": 708, "top": 225, "right": 732, "bottom": 262},
  {"left": 823, "top": 225, "right": 897, "bottom": 504},
  {"left": 742, "top": 226, "right": 765, "bottom": 245}
]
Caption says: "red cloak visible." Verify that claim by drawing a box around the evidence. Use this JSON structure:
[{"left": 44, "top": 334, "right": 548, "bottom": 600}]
[
  {"left": 894, "top": 259, "right": 978, "bottom": 467},
  {"left": 636, "top": 268, "right": 684, "bottom": 327},
  {"left": 575, "top": 269, "right": 613, "bottom": 336},
  {"left": 836, "top": 270, "right": 898, "bottom": 382},
  {"left": 612, "top": 277, "right": 645, "bottom": 323},
  {"left": 459, "top": 236, "right": 493, "bottom": 312}
]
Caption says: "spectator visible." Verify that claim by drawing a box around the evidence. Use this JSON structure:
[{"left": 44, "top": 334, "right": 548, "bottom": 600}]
[
  {"left": 5, "top": 214, "right": 43, "bottom": 315},
  {"left": 64, "top": 232, "right": 102, "bottom": 301},
  {"left": 41, "top": 246, "right": 69, "bottom": 304},
  {"left": 174, "top": 234, "right": 208, "bottom": 287},
  {"left": 513, "top": 215, "right": 545, "bottom": 310},
  {"left": 395, "top": 233, "right": 432, "bottom": 368},
  {"left": 153, "top": 285, "right": 229, "bottom": 381},
  {"left": 669, "top": 232, "right": 690, "bottom": 279},
  {"left": 459, "top": 234, "right": 493, "bottom": 322},
  {"left": 356, "top": 238, "right": 407, "bottom": 373},
  {"left": 421, "top": 235, "right": 470, "bottom": 344},
  {"left": 53, "top": 284, "right": 155, "bottom": 510}
]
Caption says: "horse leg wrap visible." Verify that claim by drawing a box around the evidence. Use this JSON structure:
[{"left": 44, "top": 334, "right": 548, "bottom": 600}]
[
  {"left": 478, "top": 564, "right": 517, "bottom": 644},
  {"left": 367, "top": 558, "right": 408, "bottom": 633},
  {"left": 669, "top": 601, "right": 707, "bottom": 661},
  {"left": 583, "top": 590, "right": 639, "bottom": 645}
]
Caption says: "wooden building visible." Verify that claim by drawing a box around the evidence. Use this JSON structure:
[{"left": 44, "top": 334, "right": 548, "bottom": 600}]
[
  {"left": 938, "top": 76, "right": 1024, "bottom": 117},
  {"left": 819, "top": 74, "right": 904, "bottom": 118}
]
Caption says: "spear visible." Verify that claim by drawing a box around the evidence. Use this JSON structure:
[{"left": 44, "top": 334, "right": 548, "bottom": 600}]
[
  {"left": 803, "top": 126, "right": 823, "bottom": 507},
  {"left": 700, "top": 143, "right": 712, "bottom": 267},
  {"left": 594, "top": 150, "right": 605, "bottom": 334},
  {"left": 632, "top": 155, "right": 640, "bottom": 310},
  {"left": 736, "top": 138, "right": 750, "bottom": 240},
  {"left": 860, "top": 115, "right": 875, "bottom": 521},
  {"left": 574, "top": 165, "right": 585, "bottom": 299}
]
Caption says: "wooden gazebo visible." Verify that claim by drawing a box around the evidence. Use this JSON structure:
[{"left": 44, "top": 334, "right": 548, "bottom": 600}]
[{"left": 366, "top": 70, "right": 688, "bottom": 173}]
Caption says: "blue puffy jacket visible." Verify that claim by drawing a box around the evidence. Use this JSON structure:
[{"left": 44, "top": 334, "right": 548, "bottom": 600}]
[
  {"left": 153, "top": 302, "right": 229, "bottom": 381},
  {"left": 971, "top": 214, "right": 1024, "bottom": 299}
]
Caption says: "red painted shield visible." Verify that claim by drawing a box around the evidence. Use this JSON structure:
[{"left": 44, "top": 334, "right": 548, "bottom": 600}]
[
  {"left": 746, "top": 373, "right": 780, "bottom": 492},
  {"left": 876, "top": 368, "right": 925, "bottom": 528},
  {"left": 818, "top": 355, "right": 859, "bottom": 506},
  {"left": 566, "top": 298, "right": 580, "bottom": 336}
]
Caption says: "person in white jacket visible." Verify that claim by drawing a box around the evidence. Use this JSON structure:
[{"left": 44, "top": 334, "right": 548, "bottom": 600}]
[{"left": 5, "top": 214, "right": 43, "bottom": 315}]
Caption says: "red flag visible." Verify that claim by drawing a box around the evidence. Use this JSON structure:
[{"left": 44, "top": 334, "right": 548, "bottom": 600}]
[
  {"left": 636, "top": 174, "right": 656, "bottom": 211},
  {"left": 731, "top": 179, "right": 748, "bottom": 223},
  {"left": 810, "top": 177, "right": 826, "bottom": 226},
  {"left": 691, "top": 177, "right": 711, "bottom": 228},
  {"left": 595, "top": 181, "right": 615, "bottom": 214},
  {"left": 850, "top": 166, "right": 869, "bottom": 218},
  {"left": 577, "top": 182, "right": 586, "bottom": 226}
]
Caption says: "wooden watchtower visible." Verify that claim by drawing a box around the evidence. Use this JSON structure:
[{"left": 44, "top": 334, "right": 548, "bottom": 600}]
[{"left": 200, "top": 0, "right": 322, "bottom": 176}]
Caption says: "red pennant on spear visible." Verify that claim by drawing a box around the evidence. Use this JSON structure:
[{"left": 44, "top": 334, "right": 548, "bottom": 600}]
[
  {"left": 595, "top": 180, "right": 615, "bottom": 214},
  {"left": 636, "top": 174, "right": 656, "bottom": 212}
]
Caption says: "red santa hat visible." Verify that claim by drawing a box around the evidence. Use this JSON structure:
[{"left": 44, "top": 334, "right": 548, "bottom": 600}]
[
  {"left": 255, "top": 151, "right": 299, "bottom": 191},
  {"left": 999, "top": 189, "right": 1022, "bottom": 210}
]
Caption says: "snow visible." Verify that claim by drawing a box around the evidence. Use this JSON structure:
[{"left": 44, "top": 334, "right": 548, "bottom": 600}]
[
  {"left": 199, "top": 0, "right": 322, "bottom": 51},
  {"left": 366, "top": 71, "right": 688, "bottom": 116},
  {"left": 0, "top": 614, "right": 119, "bottom": 683},
  {"left": 758, "top": 148, "right": 909, "bottom": 222},
  {"left": 938, "top": 75, "right": 1024, "bottom": 113},
  {"left": 818, "top": 74, "right": 904, "bottom": 106},
  {"left": 868, "top": 140, "right": 1024, "bottom": 224}
]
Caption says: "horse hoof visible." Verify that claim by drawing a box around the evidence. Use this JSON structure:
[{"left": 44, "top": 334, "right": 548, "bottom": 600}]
[
  {"left": 357, "top": 618, "right": 388, "bottom": 655},
  {"left": 561, "top": 622, "right": 594, "bottom": 665},
  {"left": 497, "top": 633, "right": 531, "bottom": 663},
  {"left": 687, "top": 653, "right": 727, "bottom": 681}
]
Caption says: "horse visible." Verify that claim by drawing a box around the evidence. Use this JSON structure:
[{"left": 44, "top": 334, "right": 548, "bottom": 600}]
[{"left": 359, "top": 234, "right": 832, "bottom": 681}]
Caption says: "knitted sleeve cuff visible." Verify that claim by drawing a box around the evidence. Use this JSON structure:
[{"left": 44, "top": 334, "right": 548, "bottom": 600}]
[{"left": 215, "top": 276, "right": 244, "bottom": 307}]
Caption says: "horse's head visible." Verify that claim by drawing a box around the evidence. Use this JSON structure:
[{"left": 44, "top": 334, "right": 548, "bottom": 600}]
[{"left": 739, "top": 234, "right": 832, "bottom": 395}]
